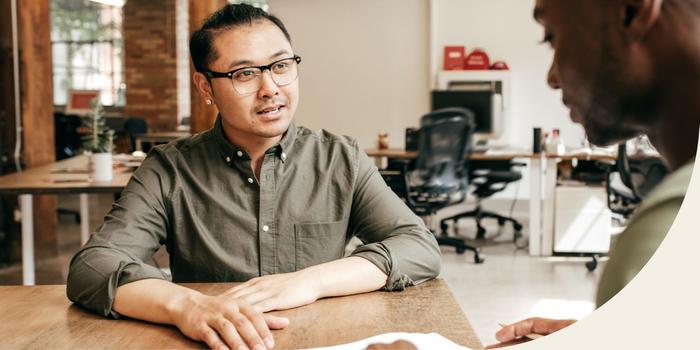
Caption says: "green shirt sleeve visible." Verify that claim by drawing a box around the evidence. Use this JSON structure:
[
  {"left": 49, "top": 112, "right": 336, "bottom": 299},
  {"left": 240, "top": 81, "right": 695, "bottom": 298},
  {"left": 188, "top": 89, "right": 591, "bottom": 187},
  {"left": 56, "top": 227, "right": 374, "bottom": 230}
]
[
  {"left": 347, "top": 145, "right": 442, "bottom": 291},
  {"left": 66, "top": 150, "right": 172, "bottom": 318}
]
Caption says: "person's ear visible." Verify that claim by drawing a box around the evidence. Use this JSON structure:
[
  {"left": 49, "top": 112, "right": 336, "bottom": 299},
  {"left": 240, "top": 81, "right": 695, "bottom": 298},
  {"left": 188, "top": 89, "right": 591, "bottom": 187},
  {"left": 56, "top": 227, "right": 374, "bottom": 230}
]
[
  {"left": 193, "top": 72, "right": 215, "bottom": 104},
  {"left": 621, "top": 0, "right": 663, "bottom": 41}
]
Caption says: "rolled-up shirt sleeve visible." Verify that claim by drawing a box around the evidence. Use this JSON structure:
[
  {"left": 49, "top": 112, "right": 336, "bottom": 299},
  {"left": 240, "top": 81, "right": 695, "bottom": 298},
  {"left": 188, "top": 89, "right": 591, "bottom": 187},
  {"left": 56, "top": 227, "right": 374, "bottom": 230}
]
[
  {"left": 347, "top": 145, "right": 441, "bottom": 291},
  {"left": 66, "top": 150, "right": 172, "bottom": 318}
]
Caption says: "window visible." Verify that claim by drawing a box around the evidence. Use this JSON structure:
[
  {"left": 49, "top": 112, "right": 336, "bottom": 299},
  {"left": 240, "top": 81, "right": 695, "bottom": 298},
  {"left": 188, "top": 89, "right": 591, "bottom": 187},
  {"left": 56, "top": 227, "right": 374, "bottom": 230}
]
[{"left": 51, "top": 0, "right": 125, "bottom": 107}]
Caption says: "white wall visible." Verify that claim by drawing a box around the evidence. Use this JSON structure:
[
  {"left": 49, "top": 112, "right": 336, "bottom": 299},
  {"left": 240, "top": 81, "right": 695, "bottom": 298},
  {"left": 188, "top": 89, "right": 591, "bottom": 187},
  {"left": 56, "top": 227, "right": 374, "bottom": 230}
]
[
  {"left": 268, "top": 0, "right": 586, "bottom": 199},
  {"left": 267, "top": 0, "right": 430, "bottom": 149},
  {"left": 433, "top": 0, "right": 584, "bottom": 149}
]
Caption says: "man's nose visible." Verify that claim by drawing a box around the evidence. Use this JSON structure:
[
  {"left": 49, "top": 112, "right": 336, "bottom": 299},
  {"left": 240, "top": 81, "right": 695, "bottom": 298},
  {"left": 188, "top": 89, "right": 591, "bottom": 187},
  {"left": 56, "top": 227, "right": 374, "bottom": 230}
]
[{"left": 258, "top": 70, "right": 280, "bottom": 98}]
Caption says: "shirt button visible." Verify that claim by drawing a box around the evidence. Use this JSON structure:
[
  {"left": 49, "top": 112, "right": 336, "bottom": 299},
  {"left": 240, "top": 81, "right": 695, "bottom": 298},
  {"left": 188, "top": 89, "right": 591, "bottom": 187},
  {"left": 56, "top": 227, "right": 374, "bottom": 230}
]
[
  {"left": 247, "top": 177, "right": 254, "bottom": 184},
  {"left": 225, "top": 156, "right": 231, "bottom": 163},
  {"left": 262, "top": 225, "right": 270, "bottom": 232},
  {"left": 236, "top": 151, "right": 243, "bottom": 157},
  {"left": 281, "top": 152, "right": 287, "bottom": 160}
]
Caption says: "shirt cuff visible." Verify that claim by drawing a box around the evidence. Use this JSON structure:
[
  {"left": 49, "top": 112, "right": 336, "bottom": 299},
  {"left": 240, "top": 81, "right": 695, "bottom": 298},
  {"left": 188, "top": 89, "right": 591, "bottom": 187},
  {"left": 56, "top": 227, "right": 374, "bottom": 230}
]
[
  {"left": 67, "top": 256, "right": 166, "bottom": 319},
  {"left": 350, "top": 242, "right": 416, "bottom": 291}
]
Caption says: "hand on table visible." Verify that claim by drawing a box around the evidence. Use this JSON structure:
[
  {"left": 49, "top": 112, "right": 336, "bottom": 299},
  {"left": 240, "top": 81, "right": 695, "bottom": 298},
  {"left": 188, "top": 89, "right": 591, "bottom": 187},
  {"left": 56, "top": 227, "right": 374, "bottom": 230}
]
[
  {"left": 365, "top": 340, "right": 418, "bottom": 350},
  {"left": 485, "top": 317, "right": 576, "bottom": 348},
  {"left": 170, "top": 292, "right": 289, "bottom": 350},
  {"left": 224, "top": 270, "right": 322, "bottom": 313}
]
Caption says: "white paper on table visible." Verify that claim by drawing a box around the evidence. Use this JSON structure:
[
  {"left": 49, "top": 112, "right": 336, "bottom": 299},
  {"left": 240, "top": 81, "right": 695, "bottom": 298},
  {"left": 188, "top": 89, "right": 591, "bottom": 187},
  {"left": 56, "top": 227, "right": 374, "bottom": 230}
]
[{"left": 301, "top": 332, "right": 473, "bottom": 350}]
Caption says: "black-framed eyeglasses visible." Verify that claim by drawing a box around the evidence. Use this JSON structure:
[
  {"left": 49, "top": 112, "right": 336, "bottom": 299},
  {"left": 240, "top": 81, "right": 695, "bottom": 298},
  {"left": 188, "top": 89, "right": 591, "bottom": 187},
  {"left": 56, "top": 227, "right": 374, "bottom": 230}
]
[{"left": 203, "top": 55, "right": 302, "bottom": 95}]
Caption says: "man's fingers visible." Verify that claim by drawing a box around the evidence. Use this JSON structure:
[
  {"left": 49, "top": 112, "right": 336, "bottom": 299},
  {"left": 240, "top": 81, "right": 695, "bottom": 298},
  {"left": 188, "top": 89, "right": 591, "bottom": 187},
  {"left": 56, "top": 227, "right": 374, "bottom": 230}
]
[
  {"left": 239, "top": 290, "right": 273, "bottom": 306},
  {"left": 253, "top": 297, "right": 278, "bottom": 313},
  {"left": 495, "top": 318, "right": 577, "bottom": 342},
  {"left": 484, "top": 338, "right": 530, "bottom": 349},
  {"left": 225, "top": 312, "right": 267, "bottom": 350},
  {"left": 240, "top": 303, "right": 276, "bottom": 349},
  {"left": 209, "top": 318, "right": 247, "bottom": 350},
  {"left": 200, "top": 326, "right": 231, "bottom": 350},
  {"left": 263, "top": 314, "right": 290, "bottom": 330},
  {"left": 530, "top": 318, "right": 576, "bottom": 335}
]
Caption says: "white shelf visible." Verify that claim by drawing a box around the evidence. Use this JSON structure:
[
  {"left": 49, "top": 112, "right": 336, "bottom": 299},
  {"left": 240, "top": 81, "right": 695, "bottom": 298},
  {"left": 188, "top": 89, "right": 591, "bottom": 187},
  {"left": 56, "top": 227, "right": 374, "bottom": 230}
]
[{"left": 437, "top": 70, "right": 510, "bottom": 82}]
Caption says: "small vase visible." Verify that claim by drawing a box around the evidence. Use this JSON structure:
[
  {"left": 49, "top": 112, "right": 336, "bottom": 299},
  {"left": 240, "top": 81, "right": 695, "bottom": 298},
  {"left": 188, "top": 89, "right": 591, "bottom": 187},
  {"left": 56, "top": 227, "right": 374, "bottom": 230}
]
[{"left": 90, "top": 153, "right": 113, "bottom": 182}]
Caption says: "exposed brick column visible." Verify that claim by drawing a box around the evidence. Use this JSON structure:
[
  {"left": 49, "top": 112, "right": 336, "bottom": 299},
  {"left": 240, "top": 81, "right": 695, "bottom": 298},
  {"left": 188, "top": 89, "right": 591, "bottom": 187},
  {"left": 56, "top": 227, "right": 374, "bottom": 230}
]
[{"left": 123, "top": 0, "right": 178, "bottom": 132}]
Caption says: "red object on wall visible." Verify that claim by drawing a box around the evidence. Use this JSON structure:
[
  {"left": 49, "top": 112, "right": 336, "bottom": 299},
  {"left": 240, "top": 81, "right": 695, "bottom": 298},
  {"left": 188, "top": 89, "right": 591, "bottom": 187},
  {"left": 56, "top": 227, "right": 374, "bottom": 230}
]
[
  {"left": 443, "top": 46, "right": 465, "bottom": 70},
  {"left": 463, "top": 48, "right": 490, "bottom": 70},
  {"left": 490, "top": 61, "right": 510, "bottom": 70}
]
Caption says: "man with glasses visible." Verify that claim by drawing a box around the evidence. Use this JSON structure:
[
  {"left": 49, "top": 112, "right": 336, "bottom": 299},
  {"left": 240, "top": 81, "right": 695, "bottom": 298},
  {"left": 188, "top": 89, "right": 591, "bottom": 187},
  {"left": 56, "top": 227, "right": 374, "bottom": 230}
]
[{"left": 67, "top": 4, "right": 441, "bottom": 350}]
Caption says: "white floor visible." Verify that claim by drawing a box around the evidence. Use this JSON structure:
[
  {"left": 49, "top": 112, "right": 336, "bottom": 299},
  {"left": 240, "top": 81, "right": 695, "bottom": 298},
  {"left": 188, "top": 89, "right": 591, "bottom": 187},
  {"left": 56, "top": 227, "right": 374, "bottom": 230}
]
[{"left": 434, "top": 199, "right": 605, "bottom": 345}]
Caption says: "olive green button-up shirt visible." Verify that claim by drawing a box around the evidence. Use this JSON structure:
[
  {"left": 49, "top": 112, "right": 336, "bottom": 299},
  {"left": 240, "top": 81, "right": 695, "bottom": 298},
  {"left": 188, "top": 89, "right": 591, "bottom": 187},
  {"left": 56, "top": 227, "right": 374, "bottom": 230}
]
[{"left": 67, "top": 118, "right": 441, "bottom": 318}]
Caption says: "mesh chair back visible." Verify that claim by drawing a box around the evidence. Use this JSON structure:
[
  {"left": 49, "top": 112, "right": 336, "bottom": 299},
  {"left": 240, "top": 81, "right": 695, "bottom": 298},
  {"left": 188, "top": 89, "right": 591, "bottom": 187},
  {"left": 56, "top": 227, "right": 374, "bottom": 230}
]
[{"left": 414, "top": 108, "right": 475, "bottom": 190}]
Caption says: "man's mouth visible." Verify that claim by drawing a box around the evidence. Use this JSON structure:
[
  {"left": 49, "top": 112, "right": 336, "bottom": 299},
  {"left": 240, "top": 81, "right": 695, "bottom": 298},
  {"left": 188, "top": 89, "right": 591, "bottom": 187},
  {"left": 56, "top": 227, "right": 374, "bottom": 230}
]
[{"left": 256, "top": 105, "right": 284, "bottom": 116}]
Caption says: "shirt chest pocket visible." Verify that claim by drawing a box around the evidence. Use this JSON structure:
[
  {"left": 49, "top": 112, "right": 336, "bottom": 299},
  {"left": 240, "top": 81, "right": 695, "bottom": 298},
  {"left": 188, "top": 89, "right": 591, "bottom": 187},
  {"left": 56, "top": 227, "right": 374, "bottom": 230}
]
[{"left": 294, "top": 221, "right": 348, "bottom": 270}]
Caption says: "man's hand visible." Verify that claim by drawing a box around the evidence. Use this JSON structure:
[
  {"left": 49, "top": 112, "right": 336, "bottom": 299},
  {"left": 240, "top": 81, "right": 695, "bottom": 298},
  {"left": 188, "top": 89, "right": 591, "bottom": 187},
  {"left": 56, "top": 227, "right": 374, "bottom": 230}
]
[
  {"left": 224, "top": 269, "right": 322, "bottom": 313},
  {"left": 168, "top": 291, "right": 290, "bottom": 350},
  {"left": 486, "top": 317, "right": 576, "bottom": 348}
]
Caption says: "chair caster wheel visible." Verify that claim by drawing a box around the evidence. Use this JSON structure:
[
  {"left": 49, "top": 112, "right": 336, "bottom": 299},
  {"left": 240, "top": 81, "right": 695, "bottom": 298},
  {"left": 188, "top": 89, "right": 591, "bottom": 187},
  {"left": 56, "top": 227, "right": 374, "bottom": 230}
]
[
  {"left": 474, "top": 254, "right": 485, "bottom": 264},
  {"left": 440, "top": 222, "right": 449, "bottom": 235},
  {"left": 476, "top": 227, "right": 487, "bottom": 239},
  {"left": 513, "top": 223, "right": 523, "bottom": 231},
  {"left": 456, "top": 247, "right": 466, "bottom": 255},
  {"left": 586, "top": 256, "right": 598, "bottom": 272},
  {"left": 497, "top": 218, "right": 506, "bottom": 226}
]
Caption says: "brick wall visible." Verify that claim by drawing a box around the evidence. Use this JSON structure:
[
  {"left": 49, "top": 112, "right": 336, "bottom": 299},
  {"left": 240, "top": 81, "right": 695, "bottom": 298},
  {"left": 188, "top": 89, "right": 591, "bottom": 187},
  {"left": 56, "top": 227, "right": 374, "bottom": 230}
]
[{"left": 123, "top": 0, "right": 178, "bottom": 131}]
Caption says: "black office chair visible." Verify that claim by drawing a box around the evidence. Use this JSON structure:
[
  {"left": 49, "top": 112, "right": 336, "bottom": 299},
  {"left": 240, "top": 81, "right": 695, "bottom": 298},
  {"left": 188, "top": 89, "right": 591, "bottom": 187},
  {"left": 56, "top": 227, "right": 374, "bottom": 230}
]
[
  {"left": 54, "top": 113, "right": 83, "bottom": 223},
  {"left": 381, "top": 107, "right": 484, "bottom": 263},
  {"left": 606, "top": 143, "right": 668, "bottom": 218},
  {"left": 439, "top": 159, "right": 524, "bottom": 240},
  {"left": 123, "top": 117, "right": 148, "bottom": 152}
]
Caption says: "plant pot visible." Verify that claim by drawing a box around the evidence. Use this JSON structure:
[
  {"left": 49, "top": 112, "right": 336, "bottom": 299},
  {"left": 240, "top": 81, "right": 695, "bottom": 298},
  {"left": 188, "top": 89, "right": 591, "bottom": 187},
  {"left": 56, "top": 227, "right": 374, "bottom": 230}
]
[{"left": 90, "top": 153, "right": 113, "bottom": 182}]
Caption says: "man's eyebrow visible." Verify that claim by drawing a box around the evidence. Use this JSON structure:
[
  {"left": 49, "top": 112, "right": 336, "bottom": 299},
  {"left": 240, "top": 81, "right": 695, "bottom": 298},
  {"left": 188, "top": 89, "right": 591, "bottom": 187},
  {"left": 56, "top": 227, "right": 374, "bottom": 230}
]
[
  {"left": 227, "top": 50, "right": 293, "bottom": 70},
  {"left": 533, "top": 7, "right": 544, "bottom": 22}
]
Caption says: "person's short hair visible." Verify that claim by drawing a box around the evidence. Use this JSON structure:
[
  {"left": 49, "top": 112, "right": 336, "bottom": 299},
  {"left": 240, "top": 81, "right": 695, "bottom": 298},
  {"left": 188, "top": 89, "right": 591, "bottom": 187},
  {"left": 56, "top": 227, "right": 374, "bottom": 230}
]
[{"left": 189, "top": 3, "right": 291, "bottom": 73}]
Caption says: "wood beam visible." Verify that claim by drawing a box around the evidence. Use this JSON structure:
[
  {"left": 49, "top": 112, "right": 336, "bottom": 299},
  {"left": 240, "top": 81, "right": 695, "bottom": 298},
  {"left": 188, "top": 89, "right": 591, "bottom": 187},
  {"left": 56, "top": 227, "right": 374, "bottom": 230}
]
[
  {"left": 19, "top": 0, "right": 58, "bottom": 259},
  {"left": 188, "top": 0, "right": 227, "bottom": 133}
]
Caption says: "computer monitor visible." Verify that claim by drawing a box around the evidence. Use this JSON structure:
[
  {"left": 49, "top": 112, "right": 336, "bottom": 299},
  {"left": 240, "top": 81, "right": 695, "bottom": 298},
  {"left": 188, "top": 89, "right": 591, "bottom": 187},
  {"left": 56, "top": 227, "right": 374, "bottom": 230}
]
[{"left": 431, "top": 90, "right": 500, "bottom": 140}]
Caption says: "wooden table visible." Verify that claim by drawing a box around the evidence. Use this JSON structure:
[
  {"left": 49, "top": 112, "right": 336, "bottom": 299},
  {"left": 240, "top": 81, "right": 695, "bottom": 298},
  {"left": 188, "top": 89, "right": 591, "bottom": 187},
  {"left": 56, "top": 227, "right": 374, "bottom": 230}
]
[
  {"left": 0, "top": 155, "right": 134, "bottom": 285},
  {"left": 366, "top": 148, "right": 618, "bottom": 257},
  {"left": 134, "top": 131, "right": 191, "bottom": 151},
  {"left": 0, "top": 279, "right": 482, "bottom": 349}
]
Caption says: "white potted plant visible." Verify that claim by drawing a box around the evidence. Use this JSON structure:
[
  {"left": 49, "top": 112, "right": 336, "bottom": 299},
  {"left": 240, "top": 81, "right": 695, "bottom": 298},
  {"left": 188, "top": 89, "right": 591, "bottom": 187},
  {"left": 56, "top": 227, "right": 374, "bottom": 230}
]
[{"left": 81, "top": 99, "right": 115, "bottom": 182}]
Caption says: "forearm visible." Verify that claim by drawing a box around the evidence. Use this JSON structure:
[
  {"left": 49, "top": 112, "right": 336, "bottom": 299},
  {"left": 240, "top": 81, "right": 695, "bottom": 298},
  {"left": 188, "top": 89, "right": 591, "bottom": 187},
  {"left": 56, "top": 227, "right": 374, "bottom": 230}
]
[
  {"left": 113, "top": 278, "right": 200, "bottom": 325},
  {"left": 307, "top": 256, "right": 388, "bottom": 298}
]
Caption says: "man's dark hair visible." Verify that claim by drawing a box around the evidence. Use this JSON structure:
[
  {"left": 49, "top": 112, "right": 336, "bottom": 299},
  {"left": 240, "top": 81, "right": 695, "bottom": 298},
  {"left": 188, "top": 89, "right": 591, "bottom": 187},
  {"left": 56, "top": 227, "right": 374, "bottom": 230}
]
[{"left": 189, "top": 3, "right": 291, "bottom": 73}]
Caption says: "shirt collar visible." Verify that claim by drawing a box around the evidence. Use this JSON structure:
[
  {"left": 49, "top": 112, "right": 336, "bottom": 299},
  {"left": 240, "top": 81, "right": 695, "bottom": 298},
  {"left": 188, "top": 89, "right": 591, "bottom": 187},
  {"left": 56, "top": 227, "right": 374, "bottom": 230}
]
[{"left": 212, "top": 115, "right": 296, "bottom": 163}]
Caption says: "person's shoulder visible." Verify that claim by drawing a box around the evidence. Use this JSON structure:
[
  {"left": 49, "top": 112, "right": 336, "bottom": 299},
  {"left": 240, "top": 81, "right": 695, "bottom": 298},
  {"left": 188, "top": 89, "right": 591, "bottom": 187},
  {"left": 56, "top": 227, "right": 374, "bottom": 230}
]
[
  {"left": 148, "top": 129, "right": 215, "bottom": 157},
  {"left": 294, "top": 126, "right": 359, "bottom": 149},
  {"left": 636, "top": 160, "right": 694, "bottom": 215}
]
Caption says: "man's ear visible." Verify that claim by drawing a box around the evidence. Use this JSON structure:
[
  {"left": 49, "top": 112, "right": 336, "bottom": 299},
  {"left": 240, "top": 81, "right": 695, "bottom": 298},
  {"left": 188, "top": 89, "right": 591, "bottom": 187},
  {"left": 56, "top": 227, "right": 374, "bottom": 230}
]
[
  {"left": 193, "top": 72, "right": 215, "bottom": 101},
  {"left": 622, "top": 0, "right": 663, "bottom": 41}
]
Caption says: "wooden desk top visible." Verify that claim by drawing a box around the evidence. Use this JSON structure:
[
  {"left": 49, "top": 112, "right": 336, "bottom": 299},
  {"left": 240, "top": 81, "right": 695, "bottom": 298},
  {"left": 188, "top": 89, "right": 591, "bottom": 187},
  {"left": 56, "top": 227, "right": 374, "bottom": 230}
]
[
  {"left": 0, "top": 279, "right": 482, "bottom": 349},
  {"left": 0, "top": 155, "right": 133, "bottom": 195},
  {"left": 365, "top": 148, "right": 618, "bottom": 162}
]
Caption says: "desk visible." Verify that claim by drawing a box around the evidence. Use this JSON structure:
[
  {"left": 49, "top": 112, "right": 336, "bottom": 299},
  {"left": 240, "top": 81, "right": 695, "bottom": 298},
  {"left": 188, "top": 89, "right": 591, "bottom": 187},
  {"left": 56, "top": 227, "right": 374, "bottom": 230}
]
[
  {"left": 134, "top": 131, "right": 191, "bottom": 151},
  {"left": 366, "top": 148, "right": 617, "bottom": 257},
  {"left": 0, "top": 155, "right": 133, "bottom": 285},
  {"left": 0, "top": 279, "right": 482, "bottom": 349}
]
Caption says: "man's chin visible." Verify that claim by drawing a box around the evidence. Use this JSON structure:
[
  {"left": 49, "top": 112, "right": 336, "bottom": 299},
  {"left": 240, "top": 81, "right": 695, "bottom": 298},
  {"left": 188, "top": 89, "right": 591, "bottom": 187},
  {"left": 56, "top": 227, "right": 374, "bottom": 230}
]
[{"left": 585, "top": 124, "right": 638, "bottom": 147}]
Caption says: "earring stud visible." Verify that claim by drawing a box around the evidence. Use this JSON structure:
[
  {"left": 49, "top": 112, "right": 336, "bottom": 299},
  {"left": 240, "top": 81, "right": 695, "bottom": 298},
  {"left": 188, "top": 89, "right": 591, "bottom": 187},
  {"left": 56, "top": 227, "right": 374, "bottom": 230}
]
[{"left": 206, "top": 99, "right": 212, "bottom": 105}]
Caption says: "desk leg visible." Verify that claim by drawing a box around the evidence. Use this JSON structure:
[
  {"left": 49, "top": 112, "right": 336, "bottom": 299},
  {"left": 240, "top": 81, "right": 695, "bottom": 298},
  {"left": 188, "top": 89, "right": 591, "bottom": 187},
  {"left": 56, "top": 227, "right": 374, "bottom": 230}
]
[
  {"left": 529, "top": 156, "right": 542, "bottom": 256},
  {"left": 541, "top": 159, "right": 558, "bottom": 256},
  {"left": 20, "top": 194, "right": 35, "bottom": 286},
  {"left": 80, "top": 194, "right": 90, "bottom": 245}
]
